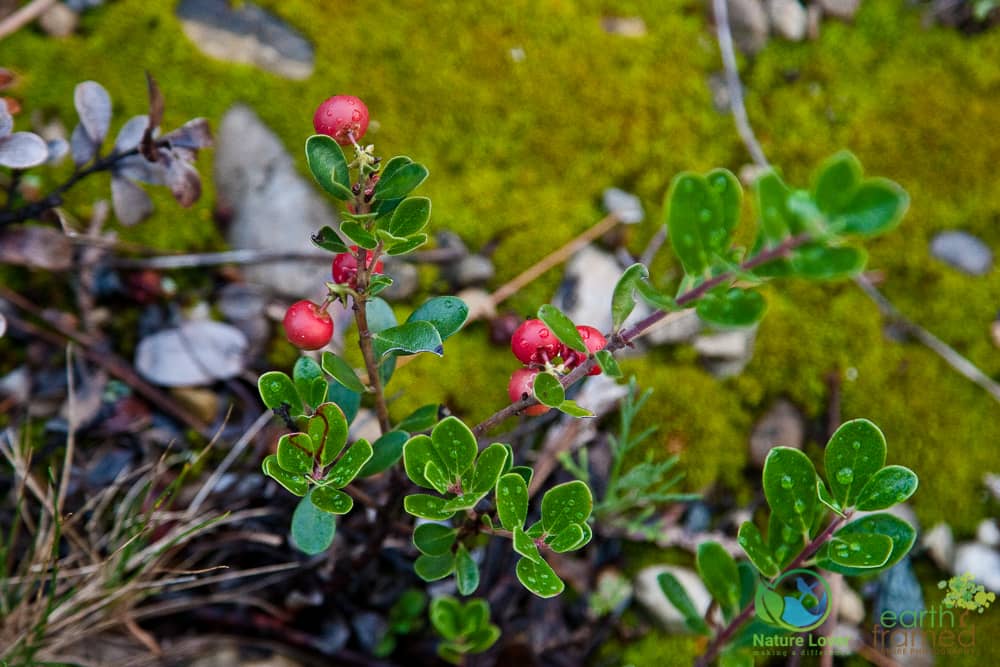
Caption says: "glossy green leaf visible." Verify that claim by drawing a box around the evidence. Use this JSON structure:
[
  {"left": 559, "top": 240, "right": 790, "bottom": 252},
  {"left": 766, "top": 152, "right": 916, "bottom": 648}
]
[
  {"left": 817, "top": 478, "right": 844, "bottom": 516},
  {"left": 368, "top": 273, "right": 393, "bottom": 296},
  {"left": 403, "top": 435, "right": 436, "bottom": 488},
  {"left": 311, "top": 486, "right": 353, "bottom": 514},
  {"left": 819, "top": 512, "right": 917, "bottom": 576},
  {"left": 813, "top": 150, "right": 862, "bottom": 215},
  {"left": 556, "top": 400, "right": 594, "bottom": 418},
  {"left": 611, "top": 263, "right": 649, "bottom": 332},
  {"left": 537, "top": 304, "right": 586, "bottom": 353},
  {"left": 305, "top": 134, "right": 351, "bottom": 200},
  {"left": 754, "top": 170, "right": 796, "bottom": 242},
  {"left": 432, "top": 417, "right": 479, "bottom": 479},
  {"left": 414, "top": 553, "right": 455, "bottom": 582},
  {"left": 706, "top": 168, "right": 742, "bottom": 243},
  {"left": 309, "top": 402, "right": 349, "bottom": 466},
  {"left": 666, "top": 173, "right": 716, "bottom": 275},
  {"left": 424, "top": 461, "right": 452, "bottom": 494},
  {"left": 291, "top": 491, "right": 336, "bottom": 554},
  {"left": 549, "top": 524, "right": 586, "bottom": 553},
  {"left": 697, "top": 540, "right": 741, "bottom": 620},
  {"left": 454, "top": 545, "right": 479, "bottom": 595},
  {"left": 376, "top": 162, "right": 429, "bottom": 200},
  {"left": 441, "top": 493, "right": 481, "bottom": 512},
  {"left": 372, "top": 321, "right": 443, "bottom": 360},
  {"left": 789, "top": 243, "right": 867, "bottom": 280},
  {"left": 854, "top": 465, "right": 918, "bottom": 511},
  {"left": 429, "top": 595, "right": 462, "bottom": 642},
  {"left": 695, "top": 288, "right": 766, "bottom": 328},
  {"left": 826, "top": 532, "right": 893, "bottom": 568},
  {"left": 762, "top": 447, "right": 818, "bottom": 535},
  {"left": 767, "top": 513, "right": 804, "bottom": 569},
  {"left": 365, "top": 297, "right": 397, "bottom": 333},
  {"left": 276, "top": 433, "right": 314, "bottom": 475},
  {"left": 516, "top": 557, "right": 564, "bottom": 598},
  {"left": 407, "top": 296, "right": 468, "bottom": 340},
  {"left": 635, "top": 279, "right": 678, "bottom": 311},
  {"left": 404, "top": 494, "right": 456, "bottom": 520},
  {"left": 532, "top": 372, "right": 565, "bottom": 407},
  {"left": 508, "top": 465, "right": 533, "bottom": 487},
  {"left": 293, "top": 356, "right": 325, "bottom": 408},
  {"left": 312, "top": 225, "right": 349, "bottom": 253},
  {"left": 384, "top": 233, "right": 428, "bottom": 256},
  {"left": 466, "top": 625, "right": 500, "bottom": 652},
  {"left": 380, "top": 155, "right": 413, "bottom": 181},
  {"left": 397, "top": 404, "right": 439, "bottom": 433},
  {"left": 413, "top": 523, "right": 457, "bottom": 556},
  {"left": 496, "top": 472, "right": 528, "bottom": 531},
  {"left": 470, "top": 444, "right": 508, "bottom": 496},
  {"left": 258, "top": 371, "right": 303, "bottom": 416},
  {"left": 832, "top": 179, "right": 909, "bottom": 237},
  {"left": 737, "top": 521, "right": 779, "bottom": 578},
  {"left": 737, "top": 561, "right": 758, "bottom": 609},
  {"left": 388, "top": 196, "right": 432, "bottom": 237},
  {"left": 262, "top": 454, "right": 308, "bottom": 496},
  {"left": 513, "top": 525, "right": 542, "bottom": 563},
  {"left": 595, "top": 350, "right": 622, "bottom": 378},
  {"left": 340, "top": 220, "right": 377, "bottom": 249},
  {"left": 325, "top": 382, "right": 360, "bottom": 424},
  {"left": 324, "top": 439, "right": 373, "bottom": 488},
  {"left": 825, "top": 418, "right": 887, "bottom": 508},
  {"left": 358, "top": 430, "right": 408, "bottom": 477},
  {"left": 541, "top": 480, "right": 592, "bottom": 534},
  {"left": 656, "top": 571, "right": 711, "bottom": 635},
  {"left": 321, "top": 351, "right": 367, "bottom": 393}
]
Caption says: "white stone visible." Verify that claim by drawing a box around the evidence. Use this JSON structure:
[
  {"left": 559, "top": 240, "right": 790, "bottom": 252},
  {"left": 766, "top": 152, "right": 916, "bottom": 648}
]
[
  {"left": 635, "top": 565, "right": 713, "bottom": 633},
  {"left": 976, "top": 519, "right": 1000, "bottom": 548},
  {"left": 953, "top": 542, "right": 1000, "bottom": 592},
  {"left": 135, "top": 320, "right": 247, "bottom": 387},
  {"left": 767, "top": 0, "right": 807, "bottom": 41},
  {"left": 923, "top": 522, "right": 955, "bottom": 571}
]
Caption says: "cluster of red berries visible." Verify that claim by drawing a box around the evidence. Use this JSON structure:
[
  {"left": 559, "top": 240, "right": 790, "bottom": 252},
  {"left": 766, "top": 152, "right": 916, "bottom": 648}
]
[
  {"left": 282, "top": 246, "right": 385, "bottom": 350},
  {"left": 507, "top": 319, "right": 607, "bottom": 415}
]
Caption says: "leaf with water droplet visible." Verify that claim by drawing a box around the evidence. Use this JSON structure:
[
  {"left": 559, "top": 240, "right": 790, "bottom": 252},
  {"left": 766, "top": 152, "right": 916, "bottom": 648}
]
[
  {"left": 818, "top": 512, "right": 916, "bottom": 576},
  {"left": 823, "top": 533, "right": 893, "bottom": 569},
  {"left": 496, "top": 472, "right": 528, "bottom": 531},
  {"left": 407, "top": 296, "right": 469, "bottom": 341},
  {"left": 695, "top": 287, "right": 766, "bottom": 329},
  {"left": 737, "top": 521, "right": 779, "bottom": 578},
  {"left": 665, "top": 172, "right": 715, "bottom": 275},
  {"left": 516, "top": 557, "right": 564, "bottom": 598},
  {"left": 276, "top": 433, "right": 314, "bottom": 475},
  {"left": 854, "top": 465, "right": 918, "bottom": 511},
  {"left": 540, "top": 480, "right": 592, "bottom": 535},
  {"left": 763, "top": 447, "right": 817, "bottom": 535},
  {"left": 825, "top": 419, "right": 886, "bottom": 507},
  {"left": 258, "top": 371, "right": 303, "bottom": 416}
]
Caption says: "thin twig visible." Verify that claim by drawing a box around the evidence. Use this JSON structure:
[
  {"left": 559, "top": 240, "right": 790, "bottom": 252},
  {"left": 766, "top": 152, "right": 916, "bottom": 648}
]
[
  {"left": 0, "top": 0, "right": 57, "bottom": 41},
  {"left": 188, "top": 411, "right": 271, "bottom": 515}
]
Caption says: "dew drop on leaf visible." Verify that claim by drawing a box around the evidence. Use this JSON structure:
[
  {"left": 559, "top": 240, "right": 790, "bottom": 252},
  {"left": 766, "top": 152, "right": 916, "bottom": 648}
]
[
  {"left": 780, "top": 475, "right": 794, "bottom": 490},
  {"left": 836, "top": 468, "right": 854, "bottom": 484},
  {"left": 793, "top": 499, "right": 806, "bottom": 514},
  {"left": 852, "top": 441, "right": 861, "bottom": 451}
]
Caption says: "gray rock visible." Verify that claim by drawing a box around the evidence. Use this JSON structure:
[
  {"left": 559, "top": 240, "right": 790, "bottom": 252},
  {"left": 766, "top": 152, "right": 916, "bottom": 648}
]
[
  {"left": 726, "top": 0, "right": 770, "bottom": 54},
  {"left": 216, "top": 283, "right": 269, "bottom": 354},
  {"left": 445, "top": 255, "right": 495, "bottom": 288},
  {"left": 39, "top": 3, "right": 78, "bottom": 37},
  {"left": 694, "top": 327, "right": 757, "bottom": 377},
  {"left": 602, "top": 187, "right": 645, "bottom": 223},
  {"left": 767, "top": 0, "right": 807, "bottom": 41},
  {"left": 600, "top": 16, "right": 648, "bottom": 37},
  {"left": 684, "top": 502, "right": 712, "bottom": 534},
  {"left": 135, "top": 320, "right": 248, "bottom": 387},
  {"left": 922, "top": 522, "right": 955, "bottom": 571},
  {"left": 553, "top": 245, "right": 651, "bottom": 337},
  {"left": 991, "top": 320, "right": 1000, "bottom": 348},
  {"left": 839, "top": 584, "right": 866, "bottom": 625},
  {"left": 831, "top": 623, "right": 861, "bottom": 656},
  {"left": 381, "top": 260, "right": 419, "bottom": 301},
  {"left": 708, "top": 73, "right": 731, "bottom": 112},
  {"left": 434, "top": 230, "right": 469, "bottom": 257},
  {"left": 819, "top": 0, "right": 861, "bottom": 21},
  {"left": 954, "top": 543, "right": 1000, "bottom": 591},
  {"left": 216, "top": 105, "right": 337, "bottom": 298},
  {"left": 644, "top": 309, "right": 703, "bottom": 346},
  {"left": 976, "top": 519, "right": 1000, "bottom": 548},
  {"left": 985, "top": 473, "right": 1000, "bottom": 501},
  {"left": 930, "top": 231, "right": 993, "bottom": 275},
  {"left": 456, "top": 288, "right": 496, "bottom": 322},
  {"left": 177, "top": 0, "right": 314, "bottom": 80},
  {"left": 749, "top": 399, "right": 804, "bottom": 468},
  {"left": 635, "top": 565, "right": 713, "bottom": 633}
]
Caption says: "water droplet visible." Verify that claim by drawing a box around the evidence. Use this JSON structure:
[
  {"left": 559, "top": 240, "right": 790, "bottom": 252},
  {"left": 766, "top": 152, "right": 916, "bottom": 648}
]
[
  {"left": 699, "top": 209, "right": 712, "bottom": 222},
  {"left": 780, "top": 475, "right": 794, "bottom": 490},
  {"left": 849, "top": 542, "right": 861, "bottom": 552},
  {"left": 682, "top": 180, "right": 694, "bottom": 193},
  {"left": 352, "top": 110, "right": 362, "bottom": 121},
  {"left": 793, "top": 499, "right": 806, "bottom": 514},
  {"left": 852, "top": 440, "right": 861, "bottom": 451},
  {"left": 682, "top": 234, "right": 694, "bottom": 246},
  {"left": 567, "top": 500, "right": 575, "bottom": 506},
  {"left": 575, "top": 512, "right": 584, "bottom": 519},
  {"left": 539, "top": 329, "right": 549, "bottom": 338},
  {"left": 836, "top": 468, "right": 854, "bottom": 484}
]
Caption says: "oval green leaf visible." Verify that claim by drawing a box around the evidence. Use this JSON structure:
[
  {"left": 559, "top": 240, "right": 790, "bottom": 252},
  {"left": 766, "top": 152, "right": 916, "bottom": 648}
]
[
  {"left": 311, "top": 486, "right": 353, "bottom": 514},
  {"left": 375, "top": 162, "right": 429, "bottom": 200},
  {"left": 305, "top": 134, "right": 351, "bottom": 200},
  {"left": 516, "top": 557, "right": 564, "bottom": 598},
  {"left": 762, "top": 447, "right": 818, "bottom": 535},
  {"left": 695, "top": 288, "right": 766, "bottom": 329},
  {"left": 414, "top": 552, "right": 455, "bottom": 582},
  {"left": 854, "top": 465, "right": 918, "bottom": 511},
  {"left": 388, "top": 196, "right": 432, "bottom": 237},
  {"left": 258, "top": 371, "right": 303, "bottom": 416},
  {"left": 532, "top": 372, "right": 565, "bottom": 408},
  {"left": 826, "top": 532, "right": 893, "bottom": 569},
  {"left": 358, "top": 430, "right": 408, "bottom": 477},
  {"left": 656, "top": 571, "right": 712, "bottom": 635},
  {"left": 407, "top": 296, "right": 469, "bottom": 341},
  {"left": 537, "top": 304, "right": 586, "bottom": 353},
  {"left": 454, "top": 545, "right": 480, "bottom": 595},
  {"left": 276, "top": 433, "right": 314, "bottom": 475},
  {"left": 324, "top": 438, "right": 373, "bottom": 488},
  {"left": 737, "top": 521, "right": 779, "bottom": 578},
  {"left": 291, "top": 491, "right": 336, "bottom": 555},
  {"left": 824, "top": 418, "right": 887, "bottom": 508},
  {"left": 372, "top": 321, "right": 443, "bottom": 360},
  {"left": 320, "top": 351, "right": 367, "bottom": 394},
  {"left": 540, "top": 480, "right": 592, "bottom": 535},
  {"left": 403, "top": 494, "right": 456, "bottom": 521},
  {"left": 696, "top": 541, "right": 741, "bottom": 621},
  {"left": 496, "top": 472, "right": 528, "bottom": 531},
  {"left": 611, "top": 263, "right": 649, "bottom": 332},
  {"left": 820, "top": 512, "right": 917, "bottom": 576},
  {"left": 262, "top": 454, "right": 309, "bottom": 496},
  {"left": 666, "top": 173, "right": 715, "bottom": 275},
  {"left": 413, "top": 522, "right": 457, "bottom": 556}
]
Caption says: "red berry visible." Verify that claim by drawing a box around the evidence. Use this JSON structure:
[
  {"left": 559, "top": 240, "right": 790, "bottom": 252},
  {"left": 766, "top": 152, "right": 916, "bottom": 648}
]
[
  {"left": 313, "top": 95, "right": 370, "bottom": 146},
  {"left": 507, "top": 368, "right": 550, "bottom": 416},
  {"left": 283, "top": 300, "right": 333, "bottom": 350},
  {"left": 564, "top": 325, "right": 607, "bottom": 375},
  {"left": 510, "top": 319, "right": 561, "bottom": 365},
  {"left": 332, "top": 246, "right": 384, "bottom": 288}
]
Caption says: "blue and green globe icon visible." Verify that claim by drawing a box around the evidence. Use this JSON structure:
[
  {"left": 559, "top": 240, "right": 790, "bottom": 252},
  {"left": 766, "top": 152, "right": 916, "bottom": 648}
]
[{"left": 755, "top": 569, "right": 831, "bottom": 632}]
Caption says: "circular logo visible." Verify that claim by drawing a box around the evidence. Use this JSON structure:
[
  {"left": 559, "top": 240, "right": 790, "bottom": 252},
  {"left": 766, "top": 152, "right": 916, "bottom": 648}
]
[{"left": 755, "top": 569, "right": 831, "bottom": 632}]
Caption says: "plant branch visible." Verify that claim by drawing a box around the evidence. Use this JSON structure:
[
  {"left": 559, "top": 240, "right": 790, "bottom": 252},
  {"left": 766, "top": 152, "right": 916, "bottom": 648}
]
[{"left": 0, "top": 0, "right": 57, "bottom": 41}]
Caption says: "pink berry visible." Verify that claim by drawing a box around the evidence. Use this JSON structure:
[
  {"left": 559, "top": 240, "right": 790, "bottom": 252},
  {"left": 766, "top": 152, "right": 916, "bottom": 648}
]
[
  {"left": 507, "top": 368, "right": 550, "bottom": 416},
  {"left": 313, "top": 95, "right": 370, "bottom": 146},
  {"left": 283, "top": 300, "right": 333, "bottom": 350},
  {"left": 332, "top": 245, "right": 384, "bottom": 288},
  {"left": 510, "top": 319, "right": 561, "bottom": 365},
  {"left": 564, "top": 325, "right": 607, "bottom": 375}
]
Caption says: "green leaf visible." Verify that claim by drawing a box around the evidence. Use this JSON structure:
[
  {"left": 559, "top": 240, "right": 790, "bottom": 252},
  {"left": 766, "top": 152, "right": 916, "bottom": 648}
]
[
  {"left": 549, "top": 524, "right": 586, "bottom": 553},
  {"left": 312, "top": 225, "right": 349, "bottom": 253},
  {"left": 826, "top": 532, "right": 893, "bottom": 569},
  {"left": 470, "top": 443, "right": 508, "bottom": 496},
  {"left": 325, "top": 382, "right": 360, "bottom": 424},
  {"left": 513, "top": 525, "right": 542, "bottom": 563},
  {"left": 516, "top": 557, "right": 564, "bottom": 598},
  {"left": 737, "top": 521, "right": 779, "bottom": 578},
  {"left": 311, "top": 486, "right": 353, "bottom": 514},
  {"left": 403, "top": 435, "right": 437, "bottom": 488},
  {"left": 376, "top": 162, "right": 429, "bottom": 200},
  {"left": 324, "top": 439, "right": 373, "bottom": 488},
  {"left": 397, "top": 404, "right": 439, "bottom": 433},
  {"left": 358, "top": 430, "right": 408, "bottom": 477},
  {"left": 380, "top": 155, "right": 413, "bottom": 181},
  {"left": 429, "top": 595, "right": 461, "bottom": 639},
  {"left": 537, "top": 304, "right": 586, "bottom": 353},
  {"left": 305, "top": 135, "right": 351, "bottom": 200},
  {"left": 532, "top": 372, "right": 565, "bottom": 407},
  {"left": 441, "top": 493, "right": 481, "bottom": 512},
  {"left": 556, "top": 400, "right": 594, "bottom": 417},
  {"left": 610, "top": 263, "right": 649, "bottom": 332},
  {"left": 388, "top": 196, "right": 432, "bottom": 237},
  {"left": 404, "top": 494, "right": 456, "bottom": 520},
  {"left": 424, "top": 461, "right": 452, "bottom": 494},
  {"left": 832, "top": 179, "right": 909, "bottom": 237},
  {"left": 496, "top": 473, "right": 528, "bottom": 531},
  {"left": 291, "top": 491, "right": 336, "bottom": 554},
  {"left": 706, "top": 168, "right": 742, "bottom": 243},
  {"left": 413, "top": 523, "right": 457, "bottom": 556},
  {"left": 368, "top": 273, "right": 393, "bottom": 296},
  {"left": 666, "top": 173, "right": 716, "bottom": 275},
  {"left": 789, "top": 244, "right": 867, "bottom": 279},
  {"left": 696, "top": 541, "right": 741, "bottom": 620},
  {"left": 695, "top": 288, "right": 766, "bottom": 329},
  {"left": 817, "top": 478, "right": 844, "bottom": 516},
  {"left": 595, "top": 350, "right": 622, "bottom": 378},
  {"left": 309, "top": 403, "right": 349, "bottom": 467},
  {"left": 407, "top": 296, "right": 469, "bottom": 341},
  {"left": 258, "top": 371, "right": 303, "bottom": 416},
  {"left": 818, "top": 512, "right": 917, "bottom": 576},
  {"left": 262, "top": 454, "right": 309, "bottom": 496},
  {"left": 762, "top": 447, "right": 818, "bottom": 535},
  {"left": 365, "top": 297, "right": 397, "bottom": 333},
  {"left": 635, "top": 279, "right": 678, "bottom": 311},
  {"left": 755, "top": 170, "right": 796, "bottom": 242},
  {"left": 812, "top": 150, "right": 862, "bottom": 215},
  {"left": 466, "top": 625, "right": 500, "bottom": 652},
  {"left": 541, "top": 480, "right": 592, "bottom": 534},
  {"left": 825, "top": 418, "right": 887, "bottom": 508},
  {"left": 454, "top": 545, "right": 480, "bottom": 595},
  {"left": 737, "top": 561, "right": 758, "bottom": 609},
  {"left": 293, "top": 356, "right": 326, "bottom": 408},
  {"left": 372, "top": 321, "right": 443, "bottom": 359},
  {"left": 431, "top": 417, "right": 479, "bottom": 479},
  {"left": 767, "top": 513, "right": 804, "bottom": 569},
  {"left": 341, "top": 220, "right": 378, "bottom": 249},
  {"left": 508, "top": 465, "right": 534, "bottom": 487},
  {"left": 384, "top": 233, "right": 428, "bottom": 256},
  {"left": 321, "top": 351, "right": 367, "bottom": 394},
  {"left": 656, "top": 571, "right": 711, "bottom": 635},
  {"left": 276, "top": 433, "right": 313, "bottom": 475},
  {"left": 854, "top": 465, "right": 918, "bottom": 511},
  {"left": 414, "top": 553, "right": 455, "bottom": 582}
]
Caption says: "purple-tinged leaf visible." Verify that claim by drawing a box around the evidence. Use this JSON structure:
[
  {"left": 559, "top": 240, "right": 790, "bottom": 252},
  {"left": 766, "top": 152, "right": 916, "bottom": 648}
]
[
  {"left": 74, "top": 81, "right": 112, "bottom": 144},
  {"left": 115, "top": 154, "right": 166, "bottom": 185},
  {"left": 146, "top": 73, "right": 165, "bottom": 130},
  {"left": 114, "top": 115, "right": 149, "bottom": 153},
  {"left": 0, "top": 132, "right": 49, "bottom": 168},
  {"left": 70, "top": 123, "right": 97, "bottom": 166},
  {"left": 0, "top": 99, "right": 12, "bottom": 138},
  {"left": 46, "top": 138, "right": 69, "bottom": 165},
  {"left": 163, "top": 118, "right": 212, "bottom": 150},
  {"left": 111, "top": 176, "right": 153, "bottom": 226},
  {"left": 164, "top": 153, "right": 201, "bottom": 207}
]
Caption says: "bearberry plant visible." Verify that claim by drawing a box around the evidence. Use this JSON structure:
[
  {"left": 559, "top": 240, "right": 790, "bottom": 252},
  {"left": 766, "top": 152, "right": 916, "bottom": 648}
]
[{"left": 256, "top": 96, "right": 918, "bottom": 663}]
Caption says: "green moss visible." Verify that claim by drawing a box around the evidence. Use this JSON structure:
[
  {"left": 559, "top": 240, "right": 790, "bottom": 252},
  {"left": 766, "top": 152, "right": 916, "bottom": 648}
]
[{"left": 595, "top": 629, "right": 700, "bottom": 667}]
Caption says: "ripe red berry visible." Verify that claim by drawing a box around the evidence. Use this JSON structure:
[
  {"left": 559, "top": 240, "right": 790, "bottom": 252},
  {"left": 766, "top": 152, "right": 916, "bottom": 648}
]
[
  {"left": 510, "top": 319, "right": 561, "bottom": 365},
  {"left": 507, "top": 368, "right": 550, "bottom": 416},
  {"left": 313, "top": 95, "right": 370, "bottom": 146},
  {"left": 283, "top": 300, "right": 333, "bottom": 350},
  {"left": 564, "top": 325, "right": 607, "bottom": 375},
  {"left": 332, "top": 246, "right": 384, "bottom": 288}
]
